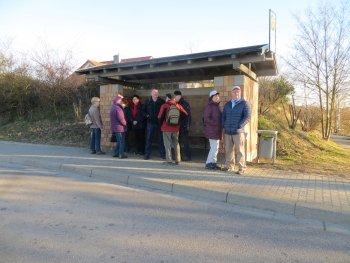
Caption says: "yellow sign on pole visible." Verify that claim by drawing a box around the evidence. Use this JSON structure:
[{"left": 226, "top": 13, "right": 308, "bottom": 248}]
[{"left": 269, "top": 9, "right": 276, "bottom": 53}]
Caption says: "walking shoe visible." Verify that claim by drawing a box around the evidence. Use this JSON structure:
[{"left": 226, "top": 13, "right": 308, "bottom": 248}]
[
  {"left": 160, "top": 155, "right": 166, "bottom": 159},
  {"left": 91, "top": 150, "right": 96, "bottom": 154},
  {"left": 119, "top": 155, "right": 128, "bottom": 159},
  {"left": 138, "top": 152, "right": 145, "bottom": 155},
  {"left": 205, "top": 163, "right": 215, "bottom": 169},
  {"left": 237, "top": 169, "right": 245, "bottom": 174},
  {"left": 144, "top": 155, "right": 149, "bottom": 160},
  {"left": 163, "top": 162, "right": 174, "bottom": 166},
  {"left": 221, "top": 166, "right": 233, "bottom": 172},
  {"left": 212, "top": 163, "right": 221, "bottom": 170},
  {"left": 182, "top": 157, "right": 191, "bottom": 161},
  {"left": 134, "top": 152, "right": 140, "bottom": 155},
  {"left": 96, "top": 151, "right": 106, "bottom": 155},
  {"left": 175, "top": 161, "right": 180, "bottom": 165},
  {"left": 112, "top": 154, "right": 119, "bottom": 158}
]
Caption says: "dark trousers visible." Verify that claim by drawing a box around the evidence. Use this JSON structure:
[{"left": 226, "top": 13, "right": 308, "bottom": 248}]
[
  {"left": 113, "top": 132, "right": 126, "bottom": 156},
  {"left": 179, "top": 130, "right": 191, "bottom": 158},
  {"left": 145, "top": 123, "right": 165, "bottom": 157},
  {"left": 124, "top": 130, "right": 131, "bottom": 152},
  {"left": 134, "top": 128, "right": 145, "bottom": 154},
  {"left": 90, "top": 128, "right": 101, "bottom": 152}
]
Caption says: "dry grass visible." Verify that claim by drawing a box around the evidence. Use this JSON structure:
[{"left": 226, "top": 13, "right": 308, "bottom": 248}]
[
  {"left": 257, "top": 113, "right": 350, "bottom": 178},
  {"left": 0, "top": 120, "right": 90, "bottom": 148}
]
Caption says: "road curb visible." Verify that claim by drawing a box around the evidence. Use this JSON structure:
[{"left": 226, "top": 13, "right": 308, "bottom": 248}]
[{"left": 1, "top": 157, "right": 350, "bottom": 229}]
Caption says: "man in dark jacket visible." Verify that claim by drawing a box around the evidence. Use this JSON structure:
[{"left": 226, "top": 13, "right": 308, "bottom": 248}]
[
  {"left": 174, "top": 90, "right": 191, "bottom": 161},
  {"left": 221, "top": 86, "right": 251, "bottom": 174},
  {"left": 142, "top": 88, "right": 166, "bottom": 160}
]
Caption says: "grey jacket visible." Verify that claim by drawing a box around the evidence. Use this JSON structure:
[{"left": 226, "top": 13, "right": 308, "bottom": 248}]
[{"left": 89, "top": 105, "right": 103, "bottom": 129}]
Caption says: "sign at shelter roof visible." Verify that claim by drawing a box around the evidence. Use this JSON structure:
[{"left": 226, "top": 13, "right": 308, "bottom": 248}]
[{"left": 269, "top": 9, "right": 276, "bottom": 53}]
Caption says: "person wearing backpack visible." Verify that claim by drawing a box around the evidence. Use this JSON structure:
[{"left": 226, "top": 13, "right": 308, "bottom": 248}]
[
  {"left": 88, "top": 97, "right": 105, "bottom": 155},
  {"left": 174, "top": 90, "right": 191, "bottom": 161},
  {"left": 157, "top": 93, "right": 188, "bottom": 165},
  {"left": 204, "top": 90, "right": 222, "bottom": 170}
]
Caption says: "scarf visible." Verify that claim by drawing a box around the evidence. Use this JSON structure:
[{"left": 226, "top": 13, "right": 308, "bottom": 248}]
[{"left": 132, "top": 102, "right": 139, "bottom": 118}]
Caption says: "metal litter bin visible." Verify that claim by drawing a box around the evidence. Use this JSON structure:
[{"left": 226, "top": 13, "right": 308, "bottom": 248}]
[{"left": 256, "top": 130, "right": 278, "bottom": 164}]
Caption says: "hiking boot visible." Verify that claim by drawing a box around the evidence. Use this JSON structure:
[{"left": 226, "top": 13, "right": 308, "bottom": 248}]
[
  {"left": 222, "top": 166, "right": 233, "bottom": 172},
  {"left": 212, "top": 163, "right": 221, "bottom": 170},
  {"left": 237, "top": 169, "right": 245, "bottom": 174},
  {"left": 163, "top": 162, "right": 174, "bottom": 166},
  {"left": 205, "top": 163, "right": 215, "bottom": 169}
]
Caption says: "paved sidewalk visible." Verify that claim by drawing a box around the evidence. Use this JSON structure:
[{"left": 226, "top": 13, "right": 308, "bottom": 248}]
[{"left": 0, "top": 141, "right": 349, "bottom": 230}]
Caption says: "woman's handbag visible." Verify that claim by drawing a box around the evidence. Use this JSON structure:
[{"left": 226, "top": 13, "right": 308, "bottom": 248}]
[{"left": 110, "top": 133, "right": 117, "bottom": 143}]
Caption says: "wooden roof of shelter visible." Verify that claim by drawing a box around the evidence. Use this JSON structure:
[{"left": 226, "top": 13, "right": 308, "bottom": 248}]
[{"left": 75, "top": 44, "right": 278, "bottom": 88}]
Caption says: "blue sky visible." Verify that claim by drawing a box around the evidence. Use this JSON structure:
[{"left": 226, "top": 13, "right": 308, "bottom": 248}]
[{"left": 1, "top": 0, "right": 323, "bottom": 68}]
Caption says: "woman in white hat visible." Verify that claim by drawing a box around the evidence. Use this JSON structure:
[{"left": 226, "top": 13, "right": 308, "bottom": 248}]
[{"left": 203, "top": 90, "right": 222, "bottom": 170}]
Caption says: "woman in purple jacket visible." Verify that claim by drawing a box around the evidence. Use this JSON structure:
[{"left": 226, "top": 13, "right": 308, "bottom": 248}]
[
  {"left": 203, "top": 90, "right": 222, "bottom": 170},
  {"left": 110, "top": 96, "right": 128, "bottom": 159}
]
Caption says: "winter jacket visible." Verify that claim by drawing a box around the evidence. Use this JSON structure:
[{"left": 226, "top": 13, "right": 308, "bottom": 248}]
[
  {"left": 142, "top": 97, "right": 165, "bottom": 124},
  {"left": 178, "top": 98, "right": 191, "bottom": 132},
  {"left": 89, "top": 105, "right": 103, "bottom": 129},
  {"left": 131, "top": 103, "right": 146, "bottom": 130},
  {"left": 204, "top": 100, "right": 222, "bottom": 140},
  {"left": 123, "top": 106, "right": 133, "bottom": 131},
  {"left": 110, "top": 101, "right": 127, "bottom": 133},
  {"left": 157, "top": 100, "right": 188, "bottom": 132},
  {"left": 222, "top": 99, "right": 251, "bottom": 135}
]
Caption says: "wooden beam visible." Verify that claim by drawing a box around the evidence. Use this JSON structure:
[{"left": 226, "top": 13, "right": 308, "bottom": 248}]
[
  {"left": 79, "top": 55, "right": 265, "bottom": 78},
  {"left": 233, "top": 62, "right": 257, "bottom": 80},
  {"left": 94, "top": 76, "right": 142, "bottom": 88}
]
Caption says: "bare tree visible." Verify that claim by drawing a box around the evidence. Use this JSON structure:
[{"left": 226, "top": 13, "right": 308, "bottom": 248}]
[
  {"left": 285, "top": 1, "right": 350, "bottom": 140},
  {"left": 282, "top": 95, "right": 301, "bottom": 129},
  {"left": 30, "top": 36, "right": 77, "bottom": 115}
]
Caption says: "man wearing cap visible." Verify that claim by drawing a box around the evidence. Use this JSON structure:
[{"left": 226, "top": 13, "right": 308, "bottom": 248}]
[
  {"left": 221, "top": 86, "right": 251, "bottom": 174},
  {"left": 174, "top": 90, "right": 191, "bottom": 161},
  {"left": 142, "top": 87, "right": 166, "bottom": 160},
  {"left": 158, "top": 93, "right": 188, "bottom": 165}
]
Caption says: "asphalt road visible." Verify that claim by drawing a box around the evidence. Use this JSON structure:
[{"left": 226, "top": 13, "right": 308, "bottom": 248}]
[
  {"left": 0, "top": 162, "right": 349, "bottom": 263},
  {"left": 331, "top": 135, "right": 350, "bottom": 152}
]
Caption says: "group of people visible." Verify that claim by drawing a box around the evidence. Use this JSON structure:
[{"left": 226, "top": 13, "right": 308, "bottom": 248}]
[{"left": 89, "top": 85, "right": 251, "bottom": 174}]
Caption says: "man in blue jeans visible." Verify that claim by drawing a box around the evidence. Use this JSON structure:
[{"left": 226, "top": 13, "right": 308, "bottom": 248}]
[
  {"left": 89, "top": 97, "right": 105, "bottom": 155},
  {"left": 142, "top": 88, "right": 166, "bottom": 160}
]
